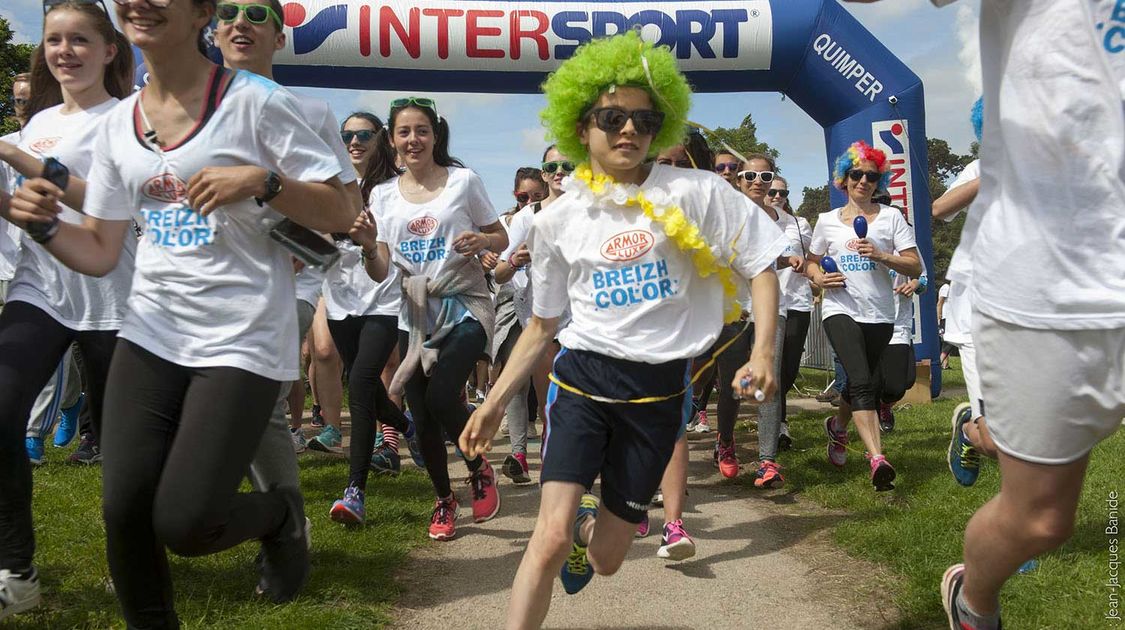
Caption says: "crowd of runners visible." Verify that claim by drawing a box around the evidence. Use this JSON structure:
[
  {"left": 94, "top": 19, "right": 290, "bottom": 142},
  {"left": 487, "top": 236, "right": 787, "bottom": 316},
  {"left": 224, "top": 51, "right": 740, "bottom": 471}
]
[{"left": 0, "top": 0, "right": 1122, "bottom": 628}]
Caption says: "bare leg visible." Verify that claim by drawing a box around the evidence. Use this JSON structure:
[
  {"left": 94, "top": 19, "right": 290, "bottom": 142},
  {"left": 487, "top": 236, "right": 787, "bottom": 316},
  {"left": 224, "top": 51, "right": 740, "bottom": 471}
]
[
  {"left": 309, "top": 300, "right": 343, "bottom": 431},
  {"left": 506, "top": 481, "right": 584, "bottom": 630},
  {"left": 661, "top": 435, "right": 689, "bottom": 522},
  {"left": 964, "top": 416, "right": 1000, "bottom": 459},
  {"left": 833, "top": 399, "right": 882, "bottom": 456}
]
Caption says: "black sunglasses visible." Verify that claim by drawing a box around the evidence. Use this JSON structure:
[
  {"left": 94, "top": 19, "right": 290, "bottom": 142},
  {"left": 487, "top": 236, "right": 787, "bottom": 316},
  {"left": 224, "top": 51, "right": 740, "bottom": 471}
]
[
  {"left": 45, "top": 0, "right": 110, "bottom": 13},
  {"left": 586, "top": 107, "right": 665, "bottom": 136},
  {"left": 848, "top": 170, "right": 882, "bottom": 184},
  {"left": 657, "top": 158, "right": 692, "bottom": 169},
  {"left": 767, "top": 189, "right": 790, "bottom": 198},
  {"left": 737, "top": 170, "right": 775, "bottom": 183},
  {"left": 515, "top": 191, "right": 544, "bottom": 205},
  {"left": 216, "top": 3, "right": 283, "bottom": 27},
  {"left": 341, "top": 129, "right": 377, "bottom": 144},
  {"left": 541, "top": 160, "right": 575, "bottom": 175},
  {"left": 714, "top": 162, "right": 740, "bottom": 173}
]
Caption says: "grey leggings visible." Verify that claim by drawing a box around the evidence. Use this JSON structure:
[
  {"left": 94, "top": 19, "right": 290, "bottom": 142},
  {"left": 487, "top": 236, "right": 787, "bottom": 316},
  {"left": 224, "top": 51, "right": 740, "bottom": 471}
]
[
  {"left": 497, "top": 322, "right": 531, "bottom": 456},
  {"left": 713, "top": 317, "right": 786, "bottom": 461}
]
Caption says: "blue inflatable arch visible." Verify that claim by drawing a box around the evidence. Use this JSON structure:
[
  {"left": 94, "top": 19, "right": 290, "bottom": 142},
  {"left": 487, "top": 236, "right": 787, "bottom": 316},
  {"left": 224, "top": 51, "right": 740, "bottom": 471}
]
[{"left": 262, "top": 0, "right": 941, "bottom": 392}]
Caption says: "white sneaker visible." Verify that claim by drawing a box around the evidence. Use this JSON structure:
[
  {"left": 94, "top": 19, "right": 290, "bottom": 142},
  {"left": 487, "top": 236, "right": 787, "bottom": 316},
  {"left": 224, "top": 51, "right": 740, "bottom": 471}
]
[
  {"left": 290, "top": 428, "right": 306, "bottom": 453},
  {"left": 693, "top": 410, "right": 712, "bottom": 433},
  {"left": 0, "top": 568, "right": 41, "bottom": 622}
]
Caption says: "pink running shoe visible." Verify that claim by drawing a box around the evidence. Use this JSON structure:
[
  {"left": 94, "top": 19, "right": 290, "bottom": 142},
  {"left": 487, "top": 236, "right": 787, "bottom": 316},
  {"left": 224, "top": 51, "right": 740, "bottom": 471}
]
[
  {"left": 693, "top": 410, "right": 712, "bottom": 433},
  {"left": 467, "top": 457, "right": 501, "bottom": 523},
  {"left": 824, "top": 416, "right": 848, "bottom": 468},
  {"left": 657, "top": 519, "right": 696, "bottom": 561},
  {"left": 428, "top": 495, "right": 459, "bottom": 541},
  {"left": 867, "top": 453, "right": 896, "bottom": 491},
  {"left": 635, "top": 513, "right": 650, "bottom": 538}
]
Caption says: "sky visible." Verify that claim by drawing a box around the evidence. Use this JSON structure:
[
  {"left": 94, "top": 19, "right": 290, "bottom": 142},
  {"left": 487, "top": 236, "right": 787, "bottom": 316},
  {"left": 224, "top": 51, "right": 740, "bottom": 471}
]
[{"left": 3, "top": 0, "right": 982, "bottom": 211}]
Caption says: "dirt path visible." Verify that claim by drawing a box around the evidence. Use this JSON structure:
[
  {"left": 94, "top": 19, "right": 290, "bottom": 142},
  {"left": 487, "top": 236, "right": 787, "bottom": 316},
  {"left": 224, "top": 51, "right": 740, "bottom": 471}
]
[{"left": 391, "top": 397, "right": 903, "bottom": 629}]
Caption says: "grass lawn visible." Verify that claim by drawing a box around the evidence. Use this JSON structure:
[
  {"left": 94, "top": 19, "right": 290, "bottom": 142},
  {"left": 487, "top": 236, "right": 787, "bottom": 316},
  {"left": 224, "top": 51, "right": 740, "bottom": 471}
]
[
  {"left": 13, "top": 451, "right": 433, "bottom": 629},
  {"left": 749, "top": 395, "right": 1124, "bottom": 629}
]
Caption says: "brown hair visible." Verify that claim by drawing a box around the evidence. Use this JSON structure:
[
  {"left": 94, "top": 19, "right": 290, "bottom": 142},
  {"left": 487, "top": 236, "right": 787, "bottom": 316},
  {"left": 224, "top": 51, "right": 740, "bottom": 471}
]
[
  {"left": 741, "top": 152, "right": 776, "bottom": 173},
  {"left": 27, "top": 2, "right": 134, "bottom": 120}
]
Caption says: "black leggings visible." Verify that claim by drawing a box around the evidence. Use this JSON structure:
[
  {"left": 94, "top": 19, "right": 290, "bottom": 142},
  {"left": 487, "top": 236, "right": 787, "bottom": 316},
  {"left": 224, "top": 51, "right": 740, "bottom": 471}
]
[
  {"left": 879, "top": 343, "right": 917, "bottom": 404},
  {"left": 0, "top": 301, "right": 116, "bottom": 573},
  {"left": 101, "top": 340, "right": 287, "bottom": 629},
  {"left": 822, "top": 315, "right": 893, "bottom": 412},
  {"left": 779, "top": 309, "right": 812, "bottom": 421},
  {"left": 713, "top": 322, "right": 751, "bottom": 443},
  {"left": 328, "top": 314, "right": 409, "bottom": 492},
  {"left": 399, "top": 320, "right": 486, "bottom": 498}
]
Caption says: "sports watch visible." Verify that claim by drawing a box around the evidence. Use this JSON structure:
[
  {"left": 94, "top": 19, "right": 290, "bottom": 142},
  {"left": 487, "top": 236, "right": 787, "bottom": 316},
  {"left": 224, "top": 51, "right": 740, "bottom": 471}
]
[{"left": 255, "top": 170, "right": 283, "bottom": 207}]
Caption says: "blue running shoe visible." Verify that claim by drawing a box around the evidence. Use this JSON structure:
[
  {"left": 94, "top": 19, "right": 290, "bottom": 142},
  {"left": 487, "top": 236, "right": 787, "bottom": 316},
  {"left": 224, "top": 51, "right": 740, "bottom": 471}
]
[
  {"left": 403, "top": 410, "right": 425, "bottom": 468},
  {"left": 25, "top": 437, "right": 44, "bottom": 465},
  {"left": 560, "top": 494, "right": 599, "bottom": 595},
  {"left": 370, "top": 444, "right": 401, "bottom": 476},
  {"left": 307, "top": 424, "right": 342, "bottom": 453},
  {"left": 54, "top": 393, "right": 83, "bottom": 447},
  {"left": 947, "top": 403, "right": 980, "bottom": 487},
  {"left": 329, "top": 484, "right": 365, "bottom": 525}
]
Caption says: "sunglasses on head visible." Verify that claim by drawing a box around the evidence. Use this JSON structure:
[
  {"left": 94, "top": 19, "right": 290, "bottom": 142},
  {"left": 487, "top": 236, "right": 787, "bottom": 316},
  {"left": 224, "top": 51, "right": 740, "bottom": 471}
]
[
  {"left": 110, "top": 0, "right": 171, "bottom": 8},
  {"left": 714, "top": 162, "right": 740, "bottom": 174},
  {"left": 13, "top": 98, "right": 28, "bottom": 107},
  {"left": 515, "top": 191, "right": 545, "bottom": 205},
  {"left": 586, "top": 107, "right": 665, "bottom": 136},
  {"left": 390, "top": 96, "right": 439, "bottom": 119},
  {"left": 767, "top": 188, "right": 790, "bottom": 198},
  {"left": 657, "top": 158, "right": 693, "bottom": 169},
  {"left": 216, "top": 3, "right": 283, "bottom": 27},
  {"left": 341, "top": 129, "right": 376, "bottom": 144},
  {"left": 541, "top": 160, "right": 575, "bottom": 175},
  {"left": 737, "top": 170, "right": 774, "bottom": 183},
  {"left": 848, "top": 169, "right": 882, "bottom": 184},
  {"left": 45, "top": 0, "right": 110, "bottom": 14}
]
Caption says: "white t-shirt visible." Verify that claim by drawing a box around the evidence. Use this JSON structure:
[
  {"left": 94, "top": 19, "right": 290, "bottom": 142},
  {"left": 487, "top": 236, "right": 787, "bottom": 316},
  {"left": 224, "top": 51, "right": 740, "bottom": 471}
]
[
  {"left": 960, "top": 0, "right": 1125, "bottom": 329},
  {"left": 809, "top": 205, "right": 918, "bottom": 324},
  {"left": 784, "top": 214, "right": 814, "bottom": 313},
  {"left": 0, "top": 131, "right": 24, "bottom": 282},
  {"left": 500, "top": 203, "right": 536, "bottom": 324},
  {"left": 889, "top": 258, "right": 928, "bottom": 346},
  {"left": 943, "top": 281, "right": 973, "bottom": 346},
  {"left": 741, "top": 208, "right": 802, "bottom": 318},
  {"left": 6, "top": 101, "right": 136, "bottom": 329},
  {"left": 370, "top": 166, "right": 498, "bottom": 333},
  {"left": 530, "top": 164, "right": 789, "bottom": 363},
  {"left": 84, "top": 69, "right": 344, "bottom": 381},
  {"left": 322, "top": 238, "right": 401, "bottom": 319}
]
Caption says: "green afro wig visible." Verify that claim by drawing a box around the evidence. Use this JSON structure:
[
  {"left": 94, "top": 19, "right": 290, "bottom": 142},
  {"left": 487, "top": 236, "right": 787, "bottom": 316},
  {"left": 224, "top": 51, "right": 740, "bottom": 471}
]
[{"left": 540, "top": 31, "right": 692, "bottom": 163}]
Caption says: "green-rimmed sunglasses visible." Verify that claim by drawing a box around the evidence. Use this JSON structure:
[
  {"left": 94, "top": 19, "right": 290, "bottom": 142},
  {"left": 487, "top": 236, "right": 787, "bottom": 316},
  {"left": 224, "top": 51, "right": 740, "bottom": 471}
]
[
  {"left": 390, "top": 97, "right": 439, "bottom": 118},
  {"left": 216, "top": 3, "right": 283, "bottom": 28},
  {"left": 541, "top": 160, "right": 575, "bottom": 175}
]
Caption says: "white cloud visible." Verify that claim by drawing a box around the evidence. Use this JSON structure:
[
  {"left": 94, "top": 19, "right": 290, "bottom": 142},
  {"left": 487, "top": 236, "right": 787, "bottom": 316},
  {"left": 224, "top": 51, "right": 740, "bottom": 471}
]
[{"left": 955, "top": 4, "right": 982, "bottom": 94}]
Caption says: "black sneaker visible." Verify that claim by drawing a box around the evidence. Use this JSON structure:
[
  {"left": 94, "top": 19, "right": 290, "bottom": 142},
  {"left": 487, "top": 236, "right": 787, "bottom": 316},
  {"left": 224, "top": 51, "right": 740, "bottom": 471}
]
[
  {"left": 878, "top": 403, "right": 896, "bottom": 433},
  {"left": 310, "top": 404, "right": 325, "bottom": 428},
  {"left": 67, "top": 434, "right": 101, "bottom": 464},
  {"left": 941, "top": 564, "right": 1003, "bottom": 630},
  {"left": 256, "top": 488, "right": 309, "bottom": 603}
]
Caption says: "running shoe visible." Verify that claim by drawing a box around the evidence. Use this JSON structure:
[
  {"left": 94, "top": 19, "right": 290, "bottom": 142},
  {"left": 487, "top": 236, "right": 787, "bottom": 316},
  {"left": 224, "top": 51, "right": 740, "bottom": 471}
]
[
  {"left": 815, "top": 389, "right": 835, "bottom": 403},
  {"left": 878, "top": 402, "right": 896, "bottom": 433},
  {"left": 370, "top": 444, "right": 401, "bottom": 476},
  {"left": 502, "top": 453, "right": 531, "bottom": 484},
  {"left": 715, "top": 438, "right": 739, "bottom": 479},
  {"left": 257, "top": 488, "right": 310, "bottom": 603},
  {"left": 753, "top": 460, "right": 784, "bottom": 488},
  {"left": 560, "top": 494, "right": 598, "bottom": 595},
  {"left": 656, "top": 519, "right": 696, "bottom": 561},
  {"left": 54, "top": 394, "right": 83, "bottom": 447},
  {"left": 289, "top": 427, "right": 306, "bottom": 454},
  {"left": 867, "top": 453, "right": 896, "bottom": 491},
  {"left": 329, "top": 484, "right": 365, "bottom": 525},
  {"left": 0, "top": 568, "right": 41, "bottom": 622},
  {"left": 403, "top": 410, "right": 425, "bottom": 468},
  {"left": 693, "top": 409, "right": 712, "bottom": 433},
  {"left": 824, "top": 416, "right": 848, "bottom": 468},
  {"left": 778, "top": 420, "right": 792, "bottom": 451},
  {"left": 428, "top": 495, "right": 459, "bottom": 541},
  {"left": 527, "top": 420, "right": 539, "bottom": 440},
  {"left": 310, "top": 404, "right": 325, "bottom": 428},
  {"left": 651, "top": 488, "right": 664, "bottom": 508},
  {"left": 467, "top": 458, "right": 500, "bottom": 523},
  {"left": 67, "top": 434, "right": 101, "bottom": 464},
  {"left": 947, "top": 403, "right": 980, "bottom": 487},
  {"left": 941, "top": 564, "right": 1004, "bottom": 630},
  {"left": 634, "top": 513, "right": 650, "bottom": 538},
  {"left": 25, "top": 438, "right": 43, "bottom": 466},
  {"left": 307, "top": 424, "right": 342, "bottom": 452}
]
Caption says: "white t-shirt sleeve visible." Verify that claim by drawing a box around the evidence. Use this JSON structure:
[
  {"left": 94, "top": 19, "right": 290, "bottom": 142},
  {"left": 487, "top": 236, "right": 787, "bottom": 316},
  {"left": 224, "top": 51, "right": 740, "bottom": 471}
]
[
  {"left": 942, "top": 159, "right": 981, "bottom": 223},
  {"left": 500, "top": 206, "right": 532, "bottom": 260},
  {"left": 464, "top": 171, "right": 499, "bottom": 228},
  {"left": 889, "top": 209, "right": 918, "bottom": 252},
  {"left": 809, "top": 216, "right": 829, "bottom": 257},
  {"left": 939, "top": 283, "right": 950, "bottom": 299},
  {"left": 709, "top": 180, "right": 789, "bottom": 280},
  {"left": 257, "top": 89, "right": 343, "bottom": 185},
  {"left": 84, "top": 120, "right": 133, "bottom": 222},
  {"left": 528, "top": 214, "right": 568, "bottom": 318}
]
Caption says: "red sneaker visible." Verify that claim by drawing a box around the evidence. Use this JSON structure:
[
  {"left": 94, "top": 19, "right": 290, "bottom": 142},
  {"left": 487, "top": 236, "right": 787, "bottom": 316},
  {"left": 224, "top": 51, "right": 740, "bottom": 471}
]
[
  {"left": 716, "top": 438, "right": 739, "bottom": 479},
  {"left": 467, "top": 458, "right": 501, "bottom": 523},
  {"left": 752, "top": 460, "right": 784, "bottom": 489},
  {"left": 428, "top": 494, "right": 459, "bottom": 541}
]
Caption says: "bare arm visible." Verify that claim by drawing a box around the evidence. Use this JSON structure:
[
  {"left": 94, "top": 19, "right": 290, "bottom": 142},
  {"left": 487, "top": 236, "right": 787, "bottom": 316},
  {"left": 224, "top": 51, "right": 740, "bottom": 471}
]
[
  {"left": 932, "top": 178, "right": 979, "bottom": 220},
  {"left": 187, "top": 165, "right": 358, "bottom": 233},
  {"left": 0, "top": 141, "right": 87, "bottom": 211},
  {"left": 873, "top": 246, "right": 922, "bottom": 277},
  {"left": 733, "top": 270, "right": 780, "bottom": 401}
]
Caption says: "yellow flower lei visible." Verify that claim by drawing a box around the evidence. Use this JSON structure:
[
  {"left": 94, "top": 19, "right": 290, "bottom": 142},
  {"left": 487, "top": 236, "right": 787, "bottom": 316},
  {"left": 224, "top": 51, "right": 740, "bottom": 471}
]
[{"left": 575, "top": 164, "right": 742, "bottom": 323}]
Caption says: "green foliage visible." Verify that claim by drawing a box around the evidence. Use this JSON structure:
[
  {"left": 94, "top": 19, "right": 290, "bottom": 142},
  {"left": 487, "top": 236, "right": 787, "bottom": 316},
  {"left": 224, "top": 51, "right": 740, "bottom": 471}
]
[
  {"left": 703, "top": 114, "right": 778, "bottom": 164},
  {"left": 796, "top": 184, "right": 829, "bottom": 226},
  {"left": 0, "top": 17, "right": 36, "bottom": 135},
  {"left": 925, "top": 137, "right": 975, "bottom": 286}
]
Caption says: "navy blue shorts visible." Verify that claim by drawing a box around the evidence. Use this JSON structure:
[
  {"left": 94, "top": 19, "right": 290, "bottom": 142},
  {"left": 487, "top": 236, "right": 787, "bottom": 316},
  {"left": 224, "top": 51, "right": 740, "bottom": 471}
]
[{"left": 541, "top": 348, "right": 691, "bottom": 524}]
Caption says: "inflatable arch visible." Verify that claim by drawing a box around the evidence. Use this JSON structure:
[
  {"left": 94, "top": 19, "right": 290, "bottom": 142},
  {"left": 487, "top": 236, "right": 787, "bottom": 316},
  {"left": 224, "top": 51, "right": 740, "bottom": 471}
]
[{"left": 217, "top": 0, "right": 943, "bottom": 392}]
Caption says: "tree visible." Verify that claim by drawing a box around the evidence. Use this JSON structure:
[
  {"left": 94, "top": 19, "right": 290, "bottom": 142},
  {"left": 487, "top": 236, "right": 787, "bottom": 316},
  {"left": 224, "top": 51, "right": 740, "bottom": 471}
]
[
  {"left": 924, "top": 137, "right": 975, "bottom": 286},
  {"left": 796, "top": 184, "right": 829, "bottom": 226},
  {"left": 703, "top": 114, "right": 779, "bottom": 165},
  {"left": 0, "top": 17, "right": 36, "bottom": 135}
]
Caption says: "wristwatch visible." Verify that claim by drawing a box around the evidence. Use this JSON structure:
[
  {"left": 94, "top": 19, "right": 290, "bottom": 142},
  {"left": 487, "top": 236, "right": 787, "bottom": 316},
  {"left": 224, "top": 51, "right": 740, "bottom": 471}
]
[{"left": 255, "top": 170, "right": 283, "bottom": 207}]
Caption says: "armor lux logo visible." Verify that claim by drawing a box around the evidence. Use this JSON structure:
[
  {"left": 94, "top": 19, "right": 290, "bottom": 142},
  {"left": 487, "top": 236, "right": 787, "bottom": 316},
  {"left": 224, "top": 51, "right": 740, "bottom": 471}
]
[
  {"left": 845, "top": 238, "right": 862, "bottom": 252},
  {"left": 408, "top": 216, "right": 438, "bottom": 236},
  {"left": 143, "top": 174, "right": 188, "bottom": 203},
  {"left": 28, "top": 137, "right": 61, "bottom": 154},
  {"left": 601, "top": 230, "right": 654, "bottom": 262}
]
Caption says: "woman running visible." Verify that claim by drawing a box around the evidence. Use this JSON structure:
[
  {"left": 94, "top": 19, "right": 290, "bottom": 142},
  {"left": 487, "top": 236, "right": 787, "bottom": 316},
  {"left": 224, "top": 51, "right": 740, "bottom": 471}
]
[
  {"left": 806, "top": 140, "right": 921, "bottom": 492},
  {"left": 10, "top": 0, "right": 356, "bottom": 622},
  {"left": 326, "top": 111, "right": 422, "bottom": 523},
  {"left": 460, "top": 32, "right": 788, "bottom": 627},
  {"left": 0, "top": 1, "right": 133, "bottom": 618},
  {"left": 362, "top": 97, "right": 508, "bottom": 541}
]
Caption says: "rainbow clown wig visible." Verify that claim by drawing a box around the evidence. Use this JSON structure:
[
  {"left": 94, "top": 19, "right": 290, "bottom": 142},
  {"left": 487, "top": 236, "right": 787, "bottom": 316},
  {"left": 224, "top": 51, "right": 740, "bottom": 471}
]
[
  {"left": 832, "top": 140, "right": 890, "bottom": 190},
  {"left": 540, "top": 31, "right": 692, "bottom": 163}
]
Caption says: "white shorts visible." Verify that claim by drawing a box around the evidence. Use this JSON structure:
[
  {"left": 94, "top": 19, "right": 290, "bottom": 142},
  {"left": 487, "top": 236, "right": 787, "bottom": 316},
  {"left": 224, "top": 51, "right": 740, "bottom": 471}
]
[
  {"left": 949, "top": 339, "right": 983, "bottom": 420},
  {"left": 974, "top": 312, "right": 1125, "bottom": 465}
]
